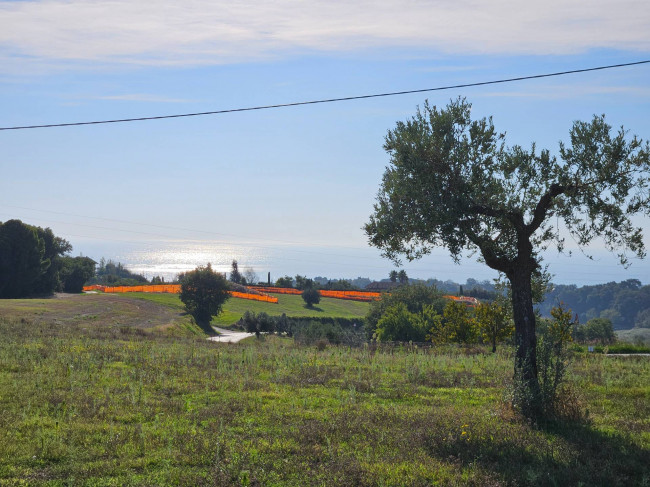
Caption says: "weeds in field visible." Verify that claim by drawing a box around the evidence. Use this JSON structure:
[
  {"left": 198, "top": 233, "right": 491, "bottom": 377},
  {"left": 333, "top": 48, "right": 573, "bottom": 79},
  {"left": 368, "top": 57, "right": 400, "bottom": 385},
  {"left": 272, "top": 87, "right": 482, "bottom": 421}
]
[{"left": 0, "top": 309, "right": 648, "bottom": 486}]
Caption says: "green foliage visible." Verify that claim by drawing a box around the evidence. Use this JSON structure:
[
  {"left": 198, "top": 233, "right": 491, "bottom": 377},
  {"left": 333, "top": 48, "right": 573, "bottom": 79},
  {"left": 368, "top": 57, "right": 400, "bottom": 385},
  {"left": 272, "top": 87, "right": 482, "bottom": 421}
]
[
  {"left": 179, "top": 263, "right": 230, "bottom": 327},
  {"left": 422, "top": 304, "right": 446, "bottom": 344},
  {"left": 294, "top": 275, "right": 313, "bottom": 290},
  {"left": 32, "top": 226, "right": 72, "bottom": 294},
  {"left": 59, "top": 256, "right": 97, "bottom": 293},
  {"left": 366, "top": 283, "right": 445, "bottom": 339},
  {"left": 242, "top": 310, "right": 275, "bottom": 337},
  {"left": 275, "top": 275, "right": 294, "bottom": 287},
  {"left": 239, "top": 312, "right": 364, "bottom": 344},
  {"left": 606, "top": 342, "right": 650, "bottom": 354},
  {"left": 374, "top": 303, "right": 428, "bottom": 342},
  {"left": 301, "top": 287, "right": 321, "bottom": 308},
  {"left": 229, "top": 260, "right": 243, "bottom": 284},
  {"left": 513, "top": 303, "right": 580, "bottom": 420},
  {"left": 365, "top": 97, "right": 650, "bottom": 415},
  {"left": 92, "top": 258, "right": 148, "bottom": 285},
  {"left": 321, "top": 279, "right": 357, "bottom": 291},
  {"left": 366, "top": 97, "right": 650, "bottom": 269},
  {"left": 442, "top": 300, "right": 477, "bottom": 344},
  {"left": 397, "top": 269, "right": 408, "bottom": 283},
  {"left": 573, "top": 317, "right": 615, "bottom": 343},
  {"left": 293, "top": 321, "right": 346, "bottom": 346},
  {"left": 389, "top": 270, "right": 398, "bottom": 282},
  {"left": 151, "top": 275, "right": 166, "bottom": 284},
  {"left": 475, "top": 301, "right": 513, "bottom": 352},
  {"left": 539, "top": 279, "right": 650, "bottom": 329},
  {"left": 0, "top": 220, "right": 71, "bottom": 298},
  {"left": 0, "top": 220, "right": 47, "bottom": 298}
]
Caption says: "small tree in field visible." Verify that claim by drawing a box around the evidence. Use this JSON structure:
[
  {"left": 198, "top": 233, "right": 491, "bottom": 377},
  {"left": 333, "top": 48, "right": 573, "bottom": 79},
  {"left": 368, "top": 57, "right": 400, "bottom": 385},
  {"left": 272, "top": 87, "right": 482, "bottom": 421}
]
[
  {"left": 302, "top": 287, "right": 321, "bottom": 308},
  {"left": 443, "top": 300, "right": 477, "bottom": 344},
  {"left": 180, "top": 263, "right": 230, "bottom": 330},
  {"left": 475, "top": 301, "right": 513, "bottom": 353}
]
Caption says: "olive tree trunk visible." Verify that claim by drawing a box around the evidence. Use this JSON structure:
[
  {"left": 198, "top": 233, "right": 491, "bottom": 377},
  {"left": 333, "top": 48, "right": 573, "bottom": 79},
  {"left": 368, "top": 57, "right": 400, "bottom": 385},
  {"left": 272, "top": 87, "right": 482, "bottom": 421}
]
[{"left": 507, "top": 265, "right": 540, "bottom": 408}]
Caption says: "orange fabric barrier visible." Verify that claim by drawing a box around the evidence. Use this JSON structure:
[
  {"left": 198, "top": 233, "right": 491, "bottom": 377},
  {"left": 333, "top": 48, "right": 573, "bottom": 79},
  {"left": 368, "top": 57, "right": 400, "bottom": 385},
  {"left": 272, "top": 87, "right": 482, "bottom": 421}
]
[
  {"left": 82, "top": 284, "right": 106, "bottom": 292},
  {"left": 319, "top": 290, "right": 381, "bottom": 301},
  {"left": 86, "top": 283, "right": 379, "bottom": 304},
  {"left": 230, "top": 291, "right": 278, "bottom": 303},
  {"left": 93, "top": 284, "right": 277, "bottom": 303},
  {"left": 248, "top": 286, "right": 302, "bottom": 295},
  {"left": 247, "top": 286, "right": 380, "bottom": 302}
]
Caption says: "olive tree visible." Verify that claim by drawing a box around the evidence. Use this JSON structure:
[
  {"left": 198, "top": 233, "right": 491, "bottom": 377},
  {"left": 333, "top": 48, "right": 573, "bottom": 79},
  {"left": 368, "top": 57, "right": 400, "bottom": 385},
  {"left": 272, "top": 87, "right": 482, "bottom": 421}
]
[
  {"left": 301, "top": 287, "right": 321, "bottom": 308},
  {"left": 365, "top": 98, "right": 650, "bottom": 413},
  {"left": 180, "top": 263, "right": 230, "bottom": 331}
]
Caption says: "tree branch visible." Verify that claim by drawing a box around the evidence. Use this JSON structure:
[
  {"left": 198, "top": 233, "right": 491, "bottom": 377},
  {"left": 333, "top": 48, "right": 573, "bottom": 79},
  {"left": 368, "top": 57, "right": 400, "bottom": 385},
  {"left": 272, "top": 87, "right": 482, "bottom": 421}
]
[
  {"left": 460, "top": 221, "right": 513, "bottom": 273},
  {"left": 525, "top": 183, "right": 567, "bottom": 236}
]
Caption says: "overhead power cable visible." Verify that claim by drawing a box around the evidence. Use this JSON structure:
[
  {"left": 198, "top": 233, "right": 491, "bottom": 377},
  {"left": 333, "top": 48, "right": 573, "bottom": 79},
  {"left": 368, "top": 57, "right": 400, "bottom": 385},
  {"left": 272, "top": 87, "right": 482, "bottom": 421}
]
[{"left": 1, "top": 60, "right": 648, "bottom": 131}]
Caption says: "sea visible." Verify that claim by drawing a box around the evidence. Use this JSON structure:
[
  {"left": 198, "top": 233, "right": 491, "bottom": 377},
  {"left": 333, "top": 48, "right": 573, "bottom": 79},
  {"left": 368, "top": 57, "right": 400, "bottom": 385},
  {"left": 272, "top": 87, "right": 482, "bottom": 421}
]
[{"left": 73, "top": 238, "right": 648, "bottom": 286}]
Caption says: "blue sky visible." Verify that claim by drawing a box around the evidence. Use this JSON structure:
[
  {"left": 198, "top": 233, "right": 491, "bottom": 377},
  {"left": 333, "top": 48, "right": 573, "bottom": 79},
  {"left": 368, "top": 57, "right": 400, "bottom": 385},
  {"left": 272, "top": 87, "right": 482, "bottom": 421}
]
[{"left": 1, "top": 0, "right": 649, "bottom": 285}]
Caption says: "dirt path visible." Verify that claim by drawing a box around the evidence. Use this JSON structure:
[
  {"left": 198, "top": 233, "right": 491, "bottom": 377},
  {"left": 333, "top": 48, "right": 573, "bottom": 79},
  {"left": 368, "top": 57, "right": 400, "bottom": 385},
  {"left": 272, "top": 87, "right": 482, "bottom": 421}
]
[{"left": 208, "top": 327, "right": 255, "bottom": 343}]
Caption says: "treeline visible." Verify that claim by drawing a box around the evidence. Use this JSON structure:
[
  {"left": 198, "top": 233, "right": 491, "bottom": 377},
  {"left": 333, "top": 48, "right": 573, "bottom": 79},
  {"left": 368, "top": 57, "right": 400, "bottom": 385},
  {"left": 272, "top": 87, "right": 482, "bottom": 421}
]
[
  {"left": 86, "top": 258, "right": 150, "bottom": 287},
  {"left": 238, "top": 312, "right": 366, "bottom": 346},
  {"left": 537, "top": 279, "right": 650, "bottom": 330},
  {"left": 0, "top": 220, "right": 95, "bottom": 297}
]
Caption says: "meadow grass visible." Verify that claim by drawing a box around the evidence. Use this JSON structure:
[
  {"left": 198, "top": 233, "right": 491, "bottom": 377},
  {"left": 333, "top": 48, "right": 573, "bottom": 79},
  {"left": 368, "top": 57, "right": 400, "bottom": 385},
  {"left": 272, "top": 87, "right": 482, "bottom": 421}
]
[
  {"left": 0, "top": 297, "right": 648, "bottom": 486},
  {"left": 125, "top": 291, "right": 369, "bottom": 325}
]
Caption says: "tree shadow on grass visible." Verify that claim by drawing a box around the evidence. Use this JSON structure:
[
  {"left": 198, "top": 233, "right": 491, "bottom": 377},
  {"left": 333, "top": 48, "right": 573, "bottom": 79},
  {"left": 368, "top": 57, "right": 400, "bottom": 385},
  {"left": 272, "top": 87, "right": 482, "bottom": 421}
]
[
  {"left": 304, "top": 305, "right": 324, "bottom": 312},
  {"left": 187, "top": 314, "right": 218, "bottom": 336},
  {"left": 423, "top": 418, "right": 649, "bottom": 486}
]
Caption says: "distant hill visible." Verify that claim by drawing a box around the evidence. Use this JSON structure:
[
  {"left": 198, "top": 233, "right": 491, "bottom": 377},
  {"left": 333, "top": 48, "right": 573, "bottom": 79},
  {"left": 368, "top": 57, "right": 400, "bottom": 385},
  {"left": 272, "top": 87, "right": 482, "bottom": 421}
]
[{"left": 537, "top": 279, "right": 650, "bottom": 330}]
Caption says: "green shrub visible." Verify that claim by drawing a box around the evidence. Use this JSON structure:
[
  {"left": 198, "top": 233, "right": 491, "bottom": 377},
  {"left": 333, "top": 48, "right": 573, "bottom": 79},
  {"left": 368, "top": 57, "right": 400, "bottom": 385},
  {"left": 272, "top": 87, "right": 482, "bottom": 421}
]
[
  {"left": 292, "top": 320, "right": 365, "bottom": 346},
  {"left": 606, "top": 343, "right": 650, "bottom": 354},
  {"left": 374, "top": 303, "right": 428, "bottom": 342},
  {"left": 301, "top": 288, "right": 321, "bottom": 308},
  {"left": 179, "top": 264, "right": 230, "bottom": 328},
  {"left": 366, "top": 284, "right": 445, "bottom": 339}
]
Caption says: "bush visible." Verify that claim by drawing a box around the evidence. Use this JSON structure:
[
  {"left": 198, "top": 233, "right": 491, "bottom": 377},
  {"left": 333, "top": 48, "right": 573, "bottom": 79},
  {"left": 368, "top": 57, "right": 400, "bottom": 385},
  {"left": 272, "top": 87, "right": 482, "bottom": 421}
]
[
  {"left": 292, "top": 319, "right": 365, "bottom": 346},
  {"left": 366, "top": 284, "right": 446, "bottom": 339},
  {"left": 243, "top": 311, "right": 276, "bottom": 338},
  {"left": 374, "top": 303, "right": 428, "bottom": 342},
  {"left": 301, "top": 288, "right": 321, "bottom": 308},
  {"left": 573, "top": 317, "right": 615, "bottom": 344},
  {"left": 179, "top": 264, "right": 230, "bottom": 329},
  {"left": 511, "top": 303, "right": 581, "bottom": 421}
]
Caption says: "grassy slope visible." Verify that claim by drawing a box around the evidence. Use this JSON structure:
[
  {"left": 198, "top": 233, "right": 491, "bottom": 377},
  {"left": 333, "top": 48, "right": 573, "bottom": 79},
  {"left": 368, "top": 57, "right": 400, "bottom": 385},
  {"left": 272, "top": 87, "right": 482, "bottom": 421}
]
[
  {"left": 0, "top": 293, "right": 200, "bottom": 336},
  {"left": 124, "top": 291, "right": 369, "bottom": 325},
  {"left": 0, "top": 297, "right": 648, "bottom": 485}
]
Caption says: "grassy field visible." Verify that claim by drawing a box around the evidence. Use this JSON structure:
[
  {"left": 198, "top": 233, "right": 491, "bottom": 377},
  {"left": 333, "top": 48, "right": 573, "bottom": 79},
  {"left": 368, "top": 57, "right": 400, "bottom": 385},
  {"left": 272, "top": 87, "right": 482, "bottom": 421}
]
[
  {"left": 125, "top": 291, "right": 369, "bottom": 326},
  {"left": 0, "top": 295, "right": 648, "bottom": 486}
]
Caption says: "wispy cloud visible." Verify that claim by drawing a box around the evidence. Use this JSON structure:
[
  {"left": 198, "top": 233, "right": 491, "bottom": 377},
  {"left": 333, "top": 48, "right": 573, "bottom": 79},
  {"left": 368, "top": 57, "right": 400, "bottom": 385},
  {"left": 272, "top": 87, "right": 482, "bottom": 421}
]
[{"left": 0, "top": 0, "right": 648, "bottom": 73}]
